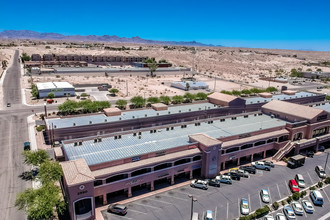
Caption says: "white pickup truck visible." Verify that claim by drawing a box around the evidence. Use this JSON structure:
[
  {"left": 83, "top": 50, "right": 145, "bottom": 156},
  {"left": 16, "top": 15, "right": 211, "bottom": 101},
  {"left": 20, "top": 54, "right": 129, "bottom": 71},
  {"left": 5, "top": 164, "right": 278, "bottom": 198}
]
[{"left": 251, "top": 161, "right": 271, "bottom": 171}]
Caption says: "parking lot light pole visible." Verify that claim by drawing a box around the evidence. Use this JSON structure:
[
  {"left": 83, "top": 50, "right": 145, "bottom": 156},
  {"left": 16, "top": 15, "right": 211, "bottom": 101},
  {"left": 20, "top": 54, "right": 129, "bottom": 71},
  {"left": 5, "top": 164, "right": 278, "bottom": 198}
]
[
  {"left": 324, "top": 149, "right": 330, "bottom": 173},
  {"left": 188, "top": 194, "right": 197, "bottom": 220}
]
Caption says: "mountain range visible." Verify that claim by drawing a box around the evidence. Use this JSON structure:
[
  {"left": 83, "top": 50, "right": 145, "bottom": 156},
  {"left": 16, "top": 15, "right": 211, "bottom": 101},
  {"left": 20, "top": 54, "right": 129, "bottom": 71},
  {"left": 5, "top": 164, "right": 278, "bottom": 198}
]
[{"left": 0, "top": 30, "right": 220, "bottom": 47}]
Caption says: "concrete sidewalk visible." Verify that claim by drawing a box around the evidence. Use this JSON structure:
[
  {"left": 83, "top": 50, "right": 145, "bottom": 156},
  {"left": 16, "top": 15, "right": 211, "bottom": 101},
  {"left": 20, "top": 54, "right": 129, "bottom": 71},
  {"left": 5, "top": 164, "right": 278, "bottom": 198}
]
[{"left": 95, "top": 180, "right": 191, "bottom": 220}]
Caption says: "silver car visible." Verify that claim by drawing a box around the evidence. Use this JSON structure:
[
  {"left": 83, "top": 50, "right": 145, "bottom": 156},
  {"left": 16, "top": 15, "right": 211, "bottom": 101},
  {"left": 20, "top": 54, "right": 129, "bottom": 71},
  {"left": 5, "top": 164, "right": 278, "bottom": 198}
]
[
  {"left": 260, "top": 189, "right": 270, "bottom": 203},
  {"left": 301, "top": 200, "right": 314, "bottom": 213},
  {"left": 291, "top": 202, "right": 304, "bottom": 215},
  {"left": 264, "top": 215, "right": 274, "bottom": 220},
  {"left": 283, "top": 206, "right": 296, "bottom": 219},
  {"left": 190, "top": 180, "right": 208, "bottom": 190},
  {"left": 275, "top": 213, "right": 286, "bottom": 220},
  {"left": 240, "top": 198, "right": 250, "bottom": 215}
]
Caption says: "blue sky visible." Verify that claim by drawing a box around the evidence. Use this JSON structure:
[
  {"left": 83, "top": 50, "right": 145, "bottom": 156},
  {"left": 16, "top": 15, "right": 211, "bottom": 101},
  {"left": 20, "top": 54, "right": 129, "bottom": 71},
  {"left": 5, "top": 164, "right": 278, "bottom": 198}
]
[{"left": 1, "top": 0, "right": 330, "bottom": 51}]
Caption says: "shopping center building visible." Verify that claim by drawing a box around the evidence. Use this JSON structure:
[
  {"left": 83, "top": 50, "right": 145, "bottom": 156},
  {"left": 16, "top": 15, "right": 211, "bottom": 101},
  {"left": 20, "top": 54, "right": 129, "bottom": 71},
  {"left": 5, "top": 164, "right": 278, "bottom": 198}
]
[{"left": 54, "top": 92, "right": 330, "bottom": 220}]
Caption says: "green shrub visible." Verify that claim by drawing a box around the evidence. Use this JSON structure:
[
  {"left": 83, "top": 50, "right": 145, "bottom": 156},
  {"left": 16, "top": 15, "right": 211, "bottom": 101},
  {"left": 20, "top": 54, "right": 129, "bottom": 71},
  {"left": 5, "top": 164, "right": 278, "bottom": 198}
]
[
  {"left": 80, "top": 93, "right": 88, "bottom": 97},
  {"left": 282, "top": 157, "right": 288, "bottom": 163},
  {"left": 318, "top": 181, "right": 323, "bottom": 188},
  {"left": 36, "top": 125, "right": 45, "bottom": 132},
  {"left": 325, "top": 177, "right": 330, "bottom": 184},
  {"left": 300, "top": 191, "right": 307, "bottom": 197},
  {"left": 292, "top": 192, "right": 300, "bottom": 201},
  {"left": 287, "top": 196, "right": 292, "bottom": 204},
  {"left": 281, "top": 200, "right": 286, "bottom": 206},
  {"left": 272, "top": 201, "right": 279, "bottom": 210},
  {"left": 310, "top": 186, "right": 316, "bottom": 190}
]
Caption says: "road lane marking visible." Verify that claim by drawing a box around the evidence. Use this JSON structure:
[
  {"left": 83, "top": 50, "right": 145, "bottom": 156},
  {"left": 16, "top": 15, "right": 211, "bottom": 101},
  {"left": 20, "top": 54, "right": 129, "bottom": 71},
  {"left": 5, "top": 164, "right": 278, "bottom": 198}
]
[
  {"left": 319, "top": 211, "right": 330, "bottom": 220},
  {"left": 238, "top": 198, "right": 240, "bottom": 217},
  {"left": 307, "top": 172, "right": 313, "bottom": 185},
  {"left": 113, "top": 215, "right": 133, "bottom": 220},
  {"left": 248, "top": 194, "right": 251, "bottom": 210},
  {"left": 276, "top": 184, "right": 281, "bottom": 198},
  {"left": 128, "top": 209, "right": 148, "bottom": 215},
  {"left": 133, "top": 202, "right": 162, "bottom": 210},
  {"left": 268, "top": 187, "right": 272, "bottom": 203},
  {"left": 147, "top": 198, "right": 173, "bottom": 205},
  {"left": 226, "top": 202, "right": 229, "bottom": 220}
]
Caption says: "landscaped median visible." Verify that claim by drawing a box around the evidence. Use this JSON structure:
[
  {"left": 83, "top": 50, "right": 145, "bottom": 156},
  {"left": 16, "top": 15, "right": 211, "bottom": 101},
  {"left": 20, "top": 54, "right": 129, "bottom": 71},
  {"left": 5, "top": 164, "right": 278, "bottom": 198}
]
[{"left": 238, "top": 177, "right": 330, "bottom": 220}]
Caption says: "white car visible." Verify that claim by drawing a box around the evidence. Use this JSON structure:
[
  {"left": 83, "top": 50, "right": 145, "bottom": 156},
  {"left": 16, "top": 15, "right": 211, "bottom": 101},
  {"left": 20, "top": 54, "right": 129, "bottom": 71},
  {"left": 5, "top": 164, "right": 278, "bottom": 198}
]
[
  {"left": 275, "top": 213, "right": 286, "bottom": 220},
  {"left": 240, "top": 198, "right": 250, "bottom": 215},
  {"left": 283, "top": 206, "right": 296, "bottom": 219},
  {"left": 251, "top": 161, "right": 271, "bottom": 171},
  {"left": 190, "top": 180, "right": 208, "bottom": 190},
  {"left": 264, "top": 215, "right": 274, "bottom": 220},
  {"left": 291, "top": 202, "right": 304, "bottom": 215},
  {"left": 301, "top": 200, "right": 314, "bottom": 213},
  {"left": 260, "top": 189, "right": 270, "bottom": 203}
]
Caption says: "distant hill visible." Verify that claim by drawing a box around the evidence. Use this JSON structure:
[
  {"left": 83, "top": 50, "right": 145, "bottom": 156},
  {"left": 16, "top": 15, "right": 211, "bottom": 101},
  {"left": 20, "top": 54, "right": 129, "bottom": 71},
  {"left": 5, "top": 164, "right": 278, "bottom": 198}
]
[{"left": 0, "top": 30, "right": 221, "bottom": 47}]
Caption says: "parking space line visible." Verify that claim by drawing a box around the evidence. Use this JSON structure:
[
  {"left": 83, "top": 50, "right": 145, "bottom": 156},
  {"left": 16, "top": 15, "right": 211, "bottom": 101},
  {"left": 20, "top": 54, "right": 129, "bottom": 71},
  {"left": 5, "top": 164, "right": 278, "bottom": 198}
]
[
  {"left": 276, "top": 184, "right": 281, "bottom": 198},
  {"left": 238, "top": 198, "right": 240, "bottom": 217},
  {"left": 285, "top": 180, "right": 290, "bottom": 195},
  {"left": 322, "top": 188, "right": 330, "bottom": 202},
  {"left": 113, "top": 215, "right": 133, "bottom": 220},
  {"left": 226, "top": 202, "right": 229, "bottom": 220},
  {"left": 128, "top": 209, "right": 149, "bottom": 215},
  {"left": 268, "top": 187, "right": 272, "bottom": 203},
  {"left": 147, "top": 198, "right": 173, "bottom": 205},
  {"left": 258, "top": 190, "right": 262, "bottom": 208},
  {"left": 215, "top": 206, "right": 217, "bottom": 220},
  {"left": 162, "top": 194, "right": 188, "bottom": 202},
  {"left": 303, "top": 208, "right": 307, "bottom": 218},
  {"left": 133, "top": 202, "right": 162, "bottom": 210},
  {"left": 248, "top": 194, "right": 251, "bottom": 210},
  {"left": 307, "top": 171, "right": 313, "bottom": 185}
]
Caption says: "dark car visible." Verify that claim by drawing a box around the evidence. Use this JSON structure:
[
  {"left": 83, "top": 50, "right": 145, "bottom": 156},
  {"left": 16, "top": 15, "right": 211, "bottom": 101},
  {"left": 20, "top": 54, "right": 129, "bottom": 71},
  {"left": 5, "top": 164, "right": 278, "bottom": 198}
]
[
  {"left": 307, "top": 151, "right": 314, "bottom": 158},
  {"left": 207, "top": 178, "right": 220, "bottom": 187},
  {"left": 224, "top": 172, "right": 241, "bottom": 181},
  {"left": 24, "top": 142, "right": 31, "bottom": 151},
  {"left": 108, "top": 204, "right": 127, "bottom": 215},
  {"left": 240, "top": 166, "right": 256, "bottom": 174},
  {"left": 7, "top": 103, "right": 11, "bottom": 107}
]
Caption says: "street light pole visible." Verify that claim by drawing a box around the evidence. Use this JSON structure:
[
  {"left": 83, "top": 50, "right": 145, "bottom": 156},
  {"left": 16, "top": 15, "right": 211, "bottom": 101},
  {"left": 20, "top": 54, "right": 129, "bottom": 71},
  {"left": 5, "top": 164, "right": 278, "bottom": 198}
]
[
  {"left": 324, "top": 149, "right": 330, "bottom": 173},
  {"left": 188, "top": 194, "right": 197, "bottom": 220}
]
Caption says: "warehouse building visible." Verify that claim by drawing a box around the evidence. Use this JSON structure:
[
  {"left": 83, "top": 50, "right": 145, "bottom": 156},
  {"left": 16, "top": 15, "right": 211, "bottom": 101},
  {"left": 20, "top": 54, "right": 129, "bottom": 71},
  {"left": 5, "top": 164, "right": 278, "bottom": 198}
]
[
  {"left": 37, "top": 82, "right": 75, "bottom": 98},
  {"left": 57, "top": 100, "right": 330, "bottom": 220}
]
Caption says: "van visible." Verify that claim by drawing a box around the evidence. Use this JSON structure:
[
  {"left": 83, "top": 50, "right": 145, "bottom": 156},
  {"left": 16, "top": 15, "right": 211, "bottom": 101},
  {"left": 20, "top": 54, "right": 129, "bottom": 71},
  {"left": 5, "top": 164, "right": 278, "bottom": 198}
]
[
  {"left": 295, "top": 174, "right": 305, "bottom": 188},
  {"left": 310, "top": 190, "right": 324, "bottom": 206},
  {"left": 192, "top": 212, "right": 199, "bottom": 220}
]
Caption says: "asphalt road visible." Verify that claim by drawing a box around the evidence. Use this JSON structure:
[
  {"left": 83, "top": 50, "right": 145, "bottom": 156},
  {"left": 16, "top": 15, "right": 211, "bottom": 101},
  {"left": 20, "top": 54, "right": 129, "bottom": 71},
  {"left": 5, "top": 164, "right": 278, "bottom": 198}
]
[{"left": 103, "top": 153, "right": 330, "bottom": 220}]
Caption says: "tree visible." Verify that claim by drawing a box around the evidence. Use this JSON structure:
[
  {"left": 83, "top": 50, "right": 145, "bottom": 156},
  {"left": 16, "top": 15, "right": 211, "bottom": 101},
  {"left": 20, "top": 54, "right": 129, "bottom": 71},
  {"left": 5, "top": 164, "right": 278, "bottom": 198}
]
[
  {"left": 145, "top": 58, "right": 158, "bottom": 77},
  {"left": 241, "top": 89, "right": 251, "bottom": 95},
  {"left": 21, "top": 53, "right": 31, "bottom": 62},
  {"left": 172, "top": 95, "right": 184, "bottom": 104},
  {"left": 265, "top": 87, "right": 278, "bottom": 92},
  {"left": 231, "top": 90, "right": 241, "bottom": 96},
  {"left": 109, "top": 88, "right": 119, "bottom": 96},
  {"left": 2, "top": 60, "right": 8, "bottom": 70},
  {"left": 183, "top": 93, "right": 195, "bottom": 103},
  {"left": 23, "top": 150, "right": 49, "bottom": 166},
  {"left": 195, "top": 92, "right": 207, "bottom": 100},
  {"left": 159, "top": 96, "right": 171, "bottom": 105},
  {"left": 115, "top": 99, "right": 128, "bottom": 110},
  {"left": 147, "top": 97, "right": 160, "bottom": 104},
  {"left": 317, "top": 68, "right": 322, "bottom": 72},
  {"left": 47, "top": 92, "right": 55, "bottom": 99},
  {"left": 186, "top": 82, "right": 190, "bottom": 91},
  {"left": 158, "top": 59, "right": 168, "bottom": 63},
  {"left": 130, "top": 96, "right": 146, "bottom": 108},
  {"left": 15, "top": 184, "right": 65, "bottom": 219},
  {"left": 58, "top": 100, "right": 78, "bottom": 114},
  {"left": 31, "top": 84, "right": 39, "bottom": 98},
  {"left": 38, "top": 160, "right": 63, "bottom": 184},
  {"left": 221, "top": 90, "right": 232, "bottom": 95},
  {"left": 80, "top": 93, "right": 89, "bottom": 97}
]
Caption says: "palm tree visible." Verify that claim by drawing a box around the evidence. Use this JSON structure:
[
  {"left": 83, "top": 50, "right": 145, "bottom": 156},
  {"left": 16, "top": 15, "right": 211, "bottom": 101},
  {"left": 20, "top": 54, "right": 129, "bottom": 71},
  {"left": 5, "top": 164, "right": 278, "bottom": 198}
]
[{"left": 147, "top": 62, "right": 158, "bottom": 77}]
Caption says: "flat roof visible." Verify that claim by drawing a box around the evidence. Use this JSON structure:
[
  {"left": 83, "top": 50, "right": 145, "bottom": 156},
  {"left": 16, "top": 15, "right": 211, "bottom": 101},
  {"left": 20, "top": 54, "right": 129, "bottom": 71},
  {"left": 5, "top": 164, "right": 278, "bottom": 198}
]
[
  {"left": 36, "top": 81, "right": 74, "bottom": 90},
  {"left": 47, "top": 102, "right": 219, "bottom": 129},
  {"left": 245, "top": 91, "right": 317, "bottom": 104},
  {"left": 62, "top": 113, "right": 287, "bottom": 166},
  {"left": 171, "top": 81, "right": 208, "bottom": 87},
  {"left": 314, "top": 102, "right": 330, "bottom": 113}
]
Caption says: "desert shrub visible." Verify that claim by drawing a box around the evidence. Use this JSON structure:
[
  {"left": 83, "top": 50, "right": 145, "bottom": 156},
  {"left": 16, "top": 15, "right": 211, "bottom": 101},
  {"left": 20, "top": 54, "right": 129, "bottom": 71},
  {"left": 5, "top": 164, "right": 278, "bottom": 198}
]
[
  {"left": 310, "top": 186, "right": 316, "bottom": 190},
  {"left": 318, "top": 181, "right": 323, "bottom": 188},
  {"left": 281, "top": 200, "right": 286, "bottom": 206},
  {"left": 287, "top": 196, "right": 292, "bottom": 204},
  {"left": 272, "top": 201, "right": 279, "bottom": 210},
  {"left": 300, "top": 191, "right": 307, "bottom": 198},
  {"left": 36, "top": 125, "right": 45, "bottom": 132},
  {"left": 292, "top": 192, "right": 300, "bottom": 201},
  {"left": 324, "top": 177, "right": 330, "bottom": 184}
]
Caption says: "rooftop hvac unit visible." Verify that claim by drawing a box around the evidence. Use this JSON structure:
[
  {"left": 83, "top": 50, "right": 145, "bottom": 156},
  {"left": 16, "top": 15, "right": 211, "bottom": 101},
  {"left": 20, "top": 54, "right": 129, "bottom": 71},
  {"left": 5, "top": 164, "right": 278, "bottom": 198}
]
[
  {"left": 138, "top": 135, "right": 141, "bottom": 139},
  {"left": 79, "top": 142, "right": 82, "bottom": 145},
  {"left": 73, "top": 123, "right": 76, "bottom": 126},
  {"left": 145, "top": 114, "right": 147, "bottom": 117},
  {"left": 104, "top": 119, "right": 107, "bottom": 122},
  {"left": 94, "top": 139, "right": 97, "bottom": 143},
  {"left": 98, "top": 138, "right": 102, "bottom": 142},
  {"left": 74, "top": 142, "right": 78, "bottom": 146},
  {"left": 89, "top": 121, "right": 92, "bottom": 124}
]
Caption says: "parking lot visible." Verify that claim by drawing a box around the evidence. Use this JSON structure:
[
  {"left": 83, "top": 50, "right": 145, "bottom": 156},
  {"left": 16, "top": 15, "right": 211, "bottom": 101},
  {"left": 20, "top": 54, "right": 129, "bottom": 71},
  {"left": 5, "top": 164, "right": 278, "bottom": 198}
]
[{"left": 102, "top": 153, "right": 330, "bottom": 220}]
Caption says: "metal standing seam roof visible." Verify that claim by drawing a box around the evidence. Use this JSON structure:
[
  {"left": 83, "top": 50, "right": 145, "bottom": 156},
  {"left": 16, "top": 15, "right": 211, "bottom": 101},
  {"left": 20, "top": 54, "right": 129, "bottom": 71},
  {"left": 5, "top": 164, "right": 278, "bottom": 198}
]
[
  {"left": 63, "top": 114, "right": 287, "bottom": 166},
  {"left": 245, "top": 91, "right": 317, "bottom": 104},
  {"left": 47, "top": 102, "right": 219, "bottom": 129},
  {"left": 171, "top": 81, "right": 208, "bottom": 87},
  {"left": 314, "top": 103, "right": 330, "bottom": 113}
]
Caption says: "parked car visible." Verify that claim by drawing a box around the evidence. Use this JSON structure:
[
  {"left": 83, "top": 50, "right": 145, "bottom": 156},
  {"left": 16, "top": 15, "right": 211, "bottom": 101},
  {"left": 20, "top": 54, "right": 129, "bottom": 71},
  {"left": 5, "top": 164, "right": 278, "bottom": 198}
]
[
  {"left": 232, "top": 169, "right": 249, "bottom": 178},
  {"left": 216, "top": 175, "right": 232, "bottom": 184},
  {"left": 310, "top": 190, "right": 324, "bottom": 206},
  {"left": 260, "top": 189, "right": 270, "bottom": 203},
  {"left": 264, "top": 215, "right": 274, "bottom": 220},
  {"left": 291, "top": 202, "right": 304, "bottom": 215},
  {"left": 301, "top": 200, "right": 314, "bottom": 213},
  {"left": 283, "top": 206, "right": 296, "bottom": 219},
  {"left": 275, "top": 213, "right": 286, "bottom": 220},
  {"left": 190, "top": 180, "right": 208, "bottom": 190},
  {"left": 107, "top": 204, "right": 127, "bottom": 215},
  {"left": 318, "top": 145, "right": 325, "bottom": 152},
  {"left": 240, "top": 198, "right": 250, "bottom": 215},
  {"left": 288, "top": 179, "right": 300, "bottom": 193},
  {"left": 240, "top": 166, "right": 256, "bottom": 174},
  {"left": 7, "top": 103, "right": 11, "bottom": 107},
  {"left": 306, "top": 151, "right": 314, "bottom": 158},
  {"left": 205, "top": 210, "right": 213, "bottom": 220},
  {"left": 24, "top": 141, "right": 31, "bottom": 151},
  {"left": 206, "top": 178, "right": 220, "bottom": 187},
  {"left": 262, "top": 160, "right": 275, "bottom": 168},
  {"left": 315, "top": 165, "right": 326, "bottom": 178},
  {"left": 295, "top": 174, "right": 305, "bottom": 188},
  {"left": 251, "top": 161, "right": 271, "bottom": 171},
  {"left": 223, "top": 172, "right": 241, "bottom": 181}
]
